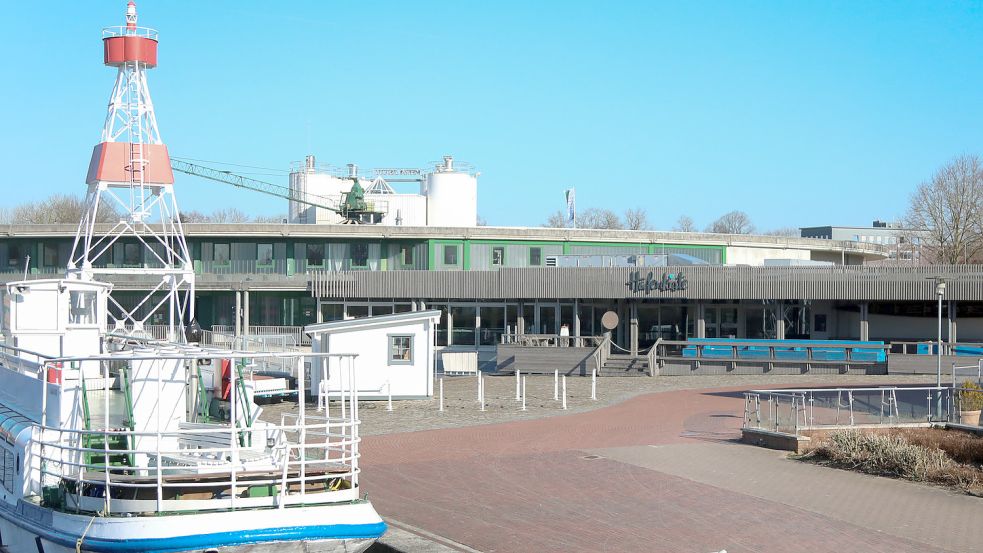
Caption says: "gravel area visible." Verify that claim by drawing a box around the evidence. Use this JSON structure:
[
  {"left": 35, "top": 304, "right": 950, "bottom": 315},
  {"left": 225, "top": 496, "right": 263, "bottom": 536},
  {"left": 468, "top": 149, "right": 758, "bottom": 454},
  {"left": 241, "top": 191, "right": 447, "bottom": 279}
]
[{"left": 260, "top": 373, "right": 934, "bottom": 436}]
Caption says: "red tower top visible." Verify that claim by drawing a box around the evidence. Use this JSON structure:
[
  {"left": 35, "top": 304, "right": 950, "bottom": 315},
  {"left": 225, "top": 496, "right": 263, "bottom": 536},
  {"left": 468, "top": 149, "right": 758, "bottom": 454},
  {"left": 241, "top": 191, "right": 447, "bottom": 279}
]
[{"left": 103, "top": 1, "right": 158, "bottom": 68}]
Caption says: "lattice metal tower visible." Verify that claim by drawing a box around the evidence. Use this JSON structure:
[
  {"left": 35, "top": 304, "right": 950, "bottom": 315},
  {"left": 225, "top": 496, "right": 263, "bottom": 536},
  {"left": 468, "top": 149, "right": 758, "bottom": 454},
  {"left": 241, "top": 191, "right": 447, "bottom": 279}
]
[{"left": 69, "top": 1, "right": 194, "bottom": 341}]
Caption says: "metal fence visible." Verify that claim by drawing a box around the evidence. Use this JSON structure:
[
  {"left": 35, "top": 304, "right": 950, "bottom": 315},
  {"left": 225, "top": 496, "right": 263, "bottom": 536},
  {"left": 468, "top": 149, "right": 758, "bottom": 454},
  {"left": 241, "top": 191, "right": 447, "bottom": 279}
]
[
  {"left": 212, "top": 325, "right": 310, "bottom": 347},
  {"left": 744, "top": 386, "right": 952, "bottom": 435}
]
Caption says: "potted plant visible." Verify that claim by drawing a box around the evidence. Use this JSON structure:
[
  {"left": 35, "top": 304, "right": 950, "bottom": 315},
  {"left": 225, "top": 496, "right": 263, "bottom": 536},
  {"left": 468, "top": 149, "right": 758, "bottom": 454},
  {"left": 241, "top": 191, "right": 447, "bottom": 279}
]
[{"left": 958, "top": 380, "right": 983, "bottom": 426}]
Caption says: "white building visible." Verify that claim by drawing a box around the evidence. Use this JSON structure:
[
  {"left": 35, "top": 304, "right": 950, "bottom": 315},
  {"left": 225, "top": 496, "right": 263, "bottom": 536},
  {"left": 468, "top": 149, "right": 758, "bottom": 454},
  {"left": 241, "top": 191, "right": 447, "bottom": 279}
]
[{"left": 305, "top": 310, "right": 441, "bottom": 400}]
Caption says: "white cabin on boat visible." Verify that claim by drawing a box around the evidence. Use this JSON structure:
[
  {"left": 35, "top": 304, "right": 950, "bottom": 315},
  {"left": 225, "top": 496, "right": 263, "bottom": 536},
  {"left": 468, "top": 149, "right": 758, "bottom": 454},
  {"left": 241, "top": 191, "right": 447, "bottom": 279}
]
[{"left": 306, "top": 310, "right": 440, "bottom": 400}]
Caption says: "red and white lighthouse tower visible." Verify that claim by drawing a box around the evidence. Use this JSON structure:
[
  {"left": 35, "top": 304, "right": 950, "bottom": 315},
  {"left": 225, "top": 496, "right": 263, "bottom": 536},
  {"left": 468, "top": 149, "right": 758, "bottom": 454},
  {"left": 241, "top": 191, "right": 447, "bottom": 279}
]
[{"left": 70, "top": 1, "right": 194, "bottom": 341}]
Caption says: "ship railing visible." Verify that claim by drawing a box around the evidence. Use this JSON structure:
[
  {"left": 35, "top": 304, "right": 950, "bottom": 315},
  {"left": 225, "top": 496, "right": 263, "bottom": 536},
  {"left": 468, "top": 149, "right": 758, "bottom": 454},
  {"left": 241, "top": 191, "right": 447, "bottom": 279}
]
[
  {"left": 32, "top": 415, "right": 361, "bottom": 515},
  {"left": 102, "top": 26, "right": 159, "bottom": 40}
]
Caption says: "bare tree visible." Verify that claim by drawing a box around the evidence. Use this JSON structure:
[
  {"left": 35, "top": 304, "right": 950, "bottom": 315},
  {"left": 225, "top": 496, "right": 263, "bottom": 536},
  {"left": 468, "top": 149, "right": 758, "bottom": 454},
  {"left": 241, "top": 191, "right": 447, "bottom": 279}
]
[
  {"left": 578, "top": 208, "right": 623, "bottom": 230},
  {"left": 673, "top": 215, "right": 696, "bottom": 232},
  {"left": 205, "top": 208, "right": 251, "bottom": 223},
  {"left": 11, "top": 194, "right": 119, "bottom": 224},
  {"left": 764, "top": 227, "right": 800, "bottom": 237},
  {"left": 180, "top": 210, "right": 211, "bottom": 223},
  {"left": 903, "top": 154, "right": 983, "bottom": 264},
  {"left": 252, "top": 214, "right": 287, "bottom": 223},
  {"left": 0, "top": 207, "right": 11, "bottom": 224},
  {"left": 476, "top": 215, "right": 488, "bottom": 226},
  {"left": 544, "top": 210, "right": 570, "bottom": 228},
  {"left": 706, "top": 210, "right": 755, "bottom": 234},
  {"left": 623, "top": 208, "right": 649, "bottom": 231}
]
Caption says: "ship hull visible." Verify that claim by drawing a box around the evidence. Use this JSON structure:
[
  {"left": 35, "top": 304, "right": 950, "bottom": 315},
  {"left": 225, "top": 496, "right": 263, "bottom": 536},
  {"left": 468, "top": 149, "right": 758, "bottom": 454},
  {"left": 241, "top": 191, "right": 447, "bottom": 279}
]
[{"left": 0, "top": 499, "right": 384, "bottom": 553}]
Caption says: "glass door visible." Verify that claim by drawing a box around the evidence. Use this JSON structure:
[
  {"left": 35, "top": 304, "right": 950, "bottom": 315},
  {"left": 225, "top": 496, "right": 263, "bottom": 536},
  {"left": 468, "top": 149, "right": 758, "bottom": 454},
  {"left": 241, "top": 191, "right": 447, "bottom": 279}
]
[{"left": 537, "top": 304, "right": 559, "bottom": 335}]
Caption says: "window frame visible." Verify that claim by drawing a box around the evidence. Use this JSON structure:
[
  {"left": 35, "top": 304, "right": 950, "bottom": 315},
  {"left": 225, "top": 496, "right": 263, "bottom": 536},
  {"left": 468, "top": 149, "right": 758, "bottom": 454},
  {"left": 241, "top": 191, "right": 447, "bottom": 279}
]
[
  {"left": 491, "top": 247, "right": 505, "bottom": 267},
  {"left": 350, "top": 243, "right": 370, "bottom": 268},
  {"left": 257, "top": 243, "right": 275, "bottom": 267},
  {"left": 387, "top": 334, "right": 414, "bottom": 365},
  {"left": 306, "top": 242, "right": 325, "bottom": 268},
  {"left": 529, "top": 247, "right": 543, "bottom": 266},
  {"left": 213, "top": 243, "right": 231, "bottom": 266},
  {"left": 443, "top": 244, "right": 459, "bottom": 266}
]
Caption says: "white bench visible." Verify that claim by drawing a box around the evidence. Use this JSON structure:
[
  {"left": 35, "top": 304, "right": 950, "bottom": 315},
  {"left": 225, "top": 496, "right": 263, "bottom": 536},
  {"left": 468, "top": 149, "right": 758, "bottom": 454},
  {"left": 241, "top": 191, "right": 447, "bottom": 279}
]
[{"left": 157, "top": 423, "right": 270, "bottom": 468}]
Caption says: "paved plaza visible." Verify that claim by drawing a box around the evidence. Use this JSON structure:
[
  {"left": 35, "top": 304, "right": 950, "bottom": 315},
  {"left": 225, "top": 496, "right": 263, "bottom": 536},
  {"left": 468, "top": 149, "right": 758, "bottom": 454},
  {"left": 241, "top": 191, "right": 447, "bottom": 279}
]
[{"left": 267, "top": 374, "right": 983, "bottom": 552}]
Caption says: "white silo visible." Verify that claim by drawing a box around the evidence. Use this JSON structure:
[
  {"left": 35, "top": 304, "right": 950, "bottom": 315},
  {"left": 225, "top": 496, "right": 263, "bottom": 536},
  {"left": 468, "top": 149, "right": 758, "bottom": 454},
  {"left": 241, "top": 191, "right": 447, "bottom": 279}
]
[
  {"left": 424, "top": 156, "right": 478, "bottom": 227},
  {"left": 288, "top": 155, "right": 353, "bottom": 224},
  {"left": 288, "top": 155, "right": 316, "bottom": 224}
]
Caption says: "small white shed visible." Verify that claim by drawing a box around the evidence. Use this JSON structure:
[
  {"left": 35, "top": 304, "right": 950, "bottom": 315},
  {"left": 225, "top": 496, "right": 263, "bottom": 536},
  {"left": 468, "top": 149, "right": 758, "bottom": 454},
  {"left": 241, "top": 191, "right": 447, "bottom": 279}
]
[{"left": 305, "top": 310, "right": 440, "bottom": 400}]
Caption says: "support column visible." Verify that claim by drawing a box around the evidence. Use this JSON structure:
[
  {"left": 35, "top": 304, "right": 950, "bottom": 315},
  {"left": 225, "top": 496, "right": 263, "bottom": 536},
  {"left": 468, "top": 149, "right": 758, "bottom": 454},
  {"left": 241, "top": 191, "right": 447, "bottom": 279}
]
[
  {"left": 776, "top": 305, "right": 786, "bottom": 340},
  {"left": 573, "top": 299, "right": 581, "bottom": 346},
  {"left": 948, "top": 300, "right": 957, "bottom": 344},
  {"left": 696, "top": 303, "right": 706, "bottom": 339},
  {"left": 243, "top": 290, "right": 250, "bottom": 337},
  {"left": 235, "top": 290, "right": 242, "bottom": 338},
  {"left": 517, "top": 302, "right": 525, "bottom": 335},
  {"left": 859, "top": 302, "right": 869, "bottom": 342},
  {"left": 630, "top": 303, "right": 639, "bottom": 357}
]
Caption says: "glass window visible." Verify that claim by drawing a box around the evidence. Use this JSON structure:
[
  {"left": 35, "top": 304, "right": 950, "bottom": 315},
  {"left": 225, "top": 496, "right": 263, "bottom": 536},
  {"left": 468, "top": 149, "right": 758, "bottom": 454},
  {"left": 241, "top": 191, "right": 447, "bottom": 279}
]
[
  {"left": 124, "top": 243, "right": 141, "bottom": 266},
  {"left": 400, "top": 244, "right": 414, "bottom": 266},
  {"left": 214, "top": 243, "right": 230, "bottom": 264},
  {"left": 443, "top": 245, "right": 458, "bottom": 265},
  {"left": 389, "top": 335, "right": 413, "bottom": 364},
  {"left": 257, "top": 243, "right": 274, "bottom": 265},
  {"left": 7, "top": 245, "right": 21, "bottom": 267},
  {"left": 491, "top": 247, "right": 505, "bottom": 266},
  {"left": 69, "top": 291, "right": 97, "bottom": 325},
  {"left": 479, "top": 305, "right": 505, "bottom": 345},
  {"left": 434, "top": 304, "right": 449, "bottom": 346},
  {"left": 394, "top": 303, "right": 413, "bottom": 313},
  {"left": 43, "top": 243, "right": 59, "bottom": 267},
  {"left": 320, "top": 303, "right": 344, "bottom": 322},
  {"left": 529, "top": 247, "right": 542, "bottom": 266},
  {"left": 346, "top": 305, "right": 369, "bottom": 319},
  {"left": 306, "top": 243, "right": 325, "bottom": 266},
  {"left": 372, "top": 304, "right": 394, "bottom": 316},
  {"left": 351, "top": 243, "right": 369, "bottom": 267},
  {"left": 450, "top": 305, "right": 476, "bottom": 345}
]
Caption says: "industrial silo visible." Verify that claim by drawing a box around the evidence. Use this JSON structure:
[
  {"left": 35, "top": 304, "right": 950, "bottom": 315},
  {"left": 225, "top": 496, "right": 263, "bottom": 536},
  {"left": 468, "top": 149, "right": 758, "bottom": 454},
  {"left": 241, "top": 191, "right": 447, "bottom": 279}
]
[
  {"left": 424, "top": 156, "right": 478, "bottom": 227},
  {"left": 288, "top": 155, "right": 352, "bottom": 224}
]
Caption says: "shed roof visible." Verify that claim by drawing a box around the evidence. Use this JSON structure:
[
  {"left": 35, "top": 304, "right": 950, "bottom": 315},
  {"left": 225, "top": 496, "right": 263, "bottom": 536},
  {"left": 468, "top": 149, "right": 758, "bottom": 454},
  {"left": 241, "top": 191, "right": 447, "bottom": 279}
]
[{"left": 304, "top": 310, "right": 441, "bottom": 335}]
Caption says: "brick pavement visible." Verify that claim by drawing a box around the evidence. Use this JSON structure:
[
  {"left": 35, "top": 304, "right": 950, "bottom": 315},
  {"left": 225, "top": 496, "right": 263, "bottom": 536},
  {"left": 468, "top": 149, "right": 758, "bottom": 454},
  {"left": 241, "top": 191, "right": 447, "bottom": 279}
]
[{"left": 356, "top": 380, "right": 981, "bottom": 553}]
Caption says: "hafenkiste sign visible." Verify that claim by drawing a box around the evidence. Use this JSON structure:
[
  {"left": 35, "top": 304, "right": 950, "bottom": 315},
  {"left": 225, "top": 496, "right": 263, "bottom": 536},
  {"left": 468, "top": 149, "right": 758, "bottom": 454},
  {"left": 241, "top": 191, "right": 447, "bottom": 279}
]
[{"left": 626, "top": 270, "right": 688, "bottom": 294}]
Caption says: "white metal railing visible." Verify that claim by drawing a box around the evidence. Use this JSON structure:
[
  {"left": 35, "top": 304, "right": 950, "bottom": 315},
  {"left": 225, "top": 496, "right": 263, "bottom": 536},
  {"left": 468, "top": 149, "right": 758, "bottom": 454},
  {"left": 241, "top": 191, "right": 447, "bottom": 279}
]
[
  {"left": 501, "top": 333, "right": 605, "bottom": 348},
  {"left": 102, "top": 26, "right": 159, "bottom": 40},
  {"left": 744, "top": 386, "right": 953, "bottom": 436},
  {"left": 24, "top": 349, "right": 360, "bottom": 516},
  {"left": 212, "top": 325, "right": 309, "bottom": 347}
]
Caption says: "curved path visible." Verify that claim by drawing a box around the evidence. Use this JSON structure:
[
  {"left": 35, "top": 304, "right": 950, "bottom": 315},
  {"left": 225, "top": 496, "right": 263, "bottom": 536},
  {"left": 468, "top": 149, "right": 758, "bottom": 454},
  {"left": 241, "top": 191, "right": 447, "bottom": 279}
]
[{"left": 361, "top": 385, "right": 983, "bottom": 553}]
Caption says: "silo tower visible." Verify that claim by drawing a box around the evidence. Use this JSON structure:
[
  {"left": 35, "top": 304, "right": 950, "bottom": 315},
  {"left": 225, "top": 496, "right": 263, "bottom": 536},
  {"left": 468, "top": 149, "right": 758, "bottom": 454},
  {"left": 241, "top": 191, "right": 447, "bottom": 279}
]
[{"left": 69, "top": 1, "right": 194, "bottom": 341}]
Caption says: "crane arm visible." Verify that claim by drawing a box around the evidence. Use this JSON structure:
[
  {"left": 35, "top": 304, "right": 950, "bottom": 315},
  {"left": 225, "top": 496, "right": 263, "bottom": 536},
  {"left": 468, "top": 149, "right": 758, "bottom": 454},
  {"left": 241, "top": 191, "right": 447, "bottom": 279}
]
[{"left": 170, "top": 158, "right": 342, "bottom": 214}]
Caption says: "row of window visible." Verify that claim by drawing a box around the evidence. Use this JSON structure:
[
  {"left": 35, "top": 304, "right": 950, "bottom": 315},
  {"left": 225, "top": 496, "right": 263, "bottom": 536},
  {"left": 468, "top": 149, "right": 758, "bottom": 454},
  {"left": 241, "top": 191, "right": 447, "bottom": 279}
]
[{"left": 442, "top": 245, "right": 543, "bottom": 266}]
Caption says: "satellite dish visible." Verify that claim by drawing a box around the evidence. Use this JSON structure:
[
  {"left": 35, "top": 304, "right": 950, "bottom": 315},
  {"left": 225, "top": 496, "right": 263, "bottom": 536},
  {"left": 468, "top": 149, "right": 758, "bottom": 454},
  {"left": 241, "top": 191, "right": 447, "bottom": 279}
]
[{"left": 601, "top": 310, "right": 619, "bottom": 330}]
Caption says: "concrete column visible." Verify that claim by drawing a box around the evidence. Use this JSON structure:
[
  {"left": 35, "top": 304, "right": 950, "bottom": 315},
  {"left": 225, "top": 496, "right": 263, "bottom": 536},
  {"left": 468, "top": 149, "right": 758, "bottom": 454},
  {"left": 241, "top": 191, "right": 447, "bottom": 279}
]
[
  {"left": 776, "top": 317, "right": 786, "bottom": 340},
  {"left": 629, "top": 303, "right": 639, "bottom": 357},
  {"left": 234, "top": 290, "right": 242, "bottom": 338},
  {"left": 859, "top": 302, "right": 869, "bottom": 342},
  {"left": 948, "top": 300, "right": 957, "bottom": 344},
  {"left": 517, "top": 302, "right": 525, "bottom": 335},
  {"left": 573, "top": 299, "right": 581, "bottom": 338},
  {"left": 243, "top": 290, "right": 250, "bottom": 337},
  {"left": 696, "top": 303, "right": 706, "bottom": 339}
]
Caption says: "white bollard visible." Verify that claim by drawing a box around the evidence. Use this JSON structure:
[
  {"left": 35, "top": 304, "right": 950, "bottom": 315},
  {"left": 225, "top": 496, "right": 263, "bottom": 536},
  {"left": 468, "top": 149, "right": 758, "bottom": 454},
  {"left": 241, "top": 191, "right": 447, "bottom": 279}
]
[
  {"left": 480, "top": 373, "right": 485, "bottom": 411},
  {"left": 439, "top": 377, "right": 444, "bottom": 412},
  {"left": 591, "top": 369, "right": 597, "bottom": 401},
  {"left": 521, "top": 375, "right": 527, "bottom": 411},
  {"left": 562, "top": 376, "right": 567, "bottom": 410},
  {"left": 515, "top": 370, "right": 521, "bottom": 400},
  {"left": 387, "top": 380, "right": 393, "bottom": 412},
  {"left": 477, "top": 371, "right": 482, "bottom": 402},
  {"left": 554, "top": 370, "right": 559, "bottom": 400}
]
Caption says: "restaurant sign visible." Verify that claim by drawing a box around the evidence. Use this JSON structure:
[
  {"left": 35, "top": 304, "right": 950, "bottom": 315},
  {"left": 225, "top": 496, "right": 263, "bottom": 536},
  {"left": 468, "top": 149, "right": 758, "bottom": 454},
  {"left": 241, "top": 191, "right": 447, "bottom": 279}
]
[{"left": 626, "top": 270, "right": 688, "bottom": 294}]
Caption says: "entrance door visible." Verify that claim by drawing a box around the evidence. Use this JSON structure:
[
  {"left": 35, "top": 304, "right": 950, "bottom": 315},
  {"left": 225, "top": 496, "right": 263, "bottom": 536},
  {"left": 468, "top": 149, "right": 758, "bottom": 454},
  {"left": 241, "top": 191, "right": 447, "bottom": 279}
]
[{"left": 537, "top": 304, "right": 559, "bottom": 335}]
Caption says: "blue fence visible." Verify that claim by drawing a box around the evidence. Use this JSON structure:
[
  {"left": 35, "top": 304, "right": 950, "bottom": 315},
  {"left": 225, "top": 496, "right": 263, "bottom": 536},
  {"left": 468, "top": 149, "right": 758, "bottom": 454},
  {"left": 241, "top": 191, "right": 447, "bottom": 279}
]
[{"left": 681, "top": 338, "right": 887, "bottom": 362}]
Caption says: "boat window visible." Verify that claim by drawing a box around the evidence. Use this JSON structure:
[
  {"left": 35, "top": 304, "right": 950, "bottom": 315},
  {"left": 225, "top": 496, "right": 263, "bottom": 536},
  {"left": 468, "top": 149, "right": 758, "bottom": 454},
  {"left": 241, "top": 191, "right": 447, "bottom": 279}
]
[
  {"left": 69, "top": 291, "right": 98, "bottom": 326},
  {"left": 388, "top": 335, "right": 413, "bottom": 364}
]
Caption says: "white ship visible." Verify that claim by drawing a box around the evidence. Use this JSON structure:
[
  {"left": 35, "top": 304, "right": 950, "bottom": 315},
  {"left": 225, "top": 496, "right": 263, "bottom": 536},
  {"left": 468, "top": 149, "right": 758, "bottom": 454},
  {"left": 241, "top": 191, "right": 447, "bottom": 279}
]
[{"left": 0, "top": 3, "right": 385, "bottom": 551}]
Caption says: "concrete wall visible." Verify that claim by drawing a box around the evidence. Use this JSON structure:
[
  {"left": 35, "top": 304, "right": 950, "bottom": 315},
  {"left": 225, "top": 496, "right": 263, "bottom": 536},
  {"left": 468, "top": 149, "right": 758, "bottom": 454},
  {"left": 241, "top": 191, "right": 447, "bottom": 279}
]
[{"left": 726, "top": 246, "right": 810, "bottom": 266}]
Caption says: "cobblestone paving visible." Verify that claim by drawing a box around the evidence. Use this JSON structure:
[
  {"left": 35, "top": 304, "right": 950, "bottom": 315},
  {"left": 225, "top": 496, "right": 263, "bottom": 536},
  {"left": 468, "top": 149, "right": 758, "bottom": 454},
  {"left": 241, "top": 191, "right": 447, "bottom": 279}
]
[{"left": 261, "top": 373, "right": 932, "bottom": 436}]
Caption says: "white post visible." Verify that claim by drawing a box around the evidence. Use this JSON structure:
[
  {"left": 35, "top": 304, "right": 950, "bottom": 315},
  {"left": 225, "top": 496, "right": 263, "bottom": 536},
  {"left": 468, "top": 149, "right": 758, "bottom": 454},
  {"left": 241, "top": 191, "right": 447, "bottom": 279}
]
[
  {"left": 591, "top": 368, "right": 597, "bottom": 401},
  {"left": 521, "top": 375, "right": 527, "bottom": 411},
  {"left": 562, "top": 375, "right": 567, "bottom": 410},
  {"left": 386, "top": 379, "right": 393, "bottom": 412},
  {"left": 477, "top": 371, "right": 482, "bottom": 402},
  {"left": 480, "top": 373, "right": 485, "bottom": 412},
  {"left": 554, "top": 369, "right": 559, "bottom": 401},
  {"left": 439, "top": 377, "right": 444, "bottom": 412},
  {"left": 515, "top": 370, "right": 521, "bottom": 400}
]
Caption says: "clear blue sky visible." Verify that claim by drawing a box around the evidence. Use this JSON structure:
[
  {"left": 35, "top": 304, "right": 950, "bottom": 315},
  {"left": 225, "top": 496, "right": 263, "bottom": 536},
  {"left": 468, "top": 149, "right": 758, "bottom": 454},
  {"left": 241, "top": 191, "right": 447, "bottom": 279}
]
[{"left": 2, "top": 1, "right": 983, "bottom": 231}]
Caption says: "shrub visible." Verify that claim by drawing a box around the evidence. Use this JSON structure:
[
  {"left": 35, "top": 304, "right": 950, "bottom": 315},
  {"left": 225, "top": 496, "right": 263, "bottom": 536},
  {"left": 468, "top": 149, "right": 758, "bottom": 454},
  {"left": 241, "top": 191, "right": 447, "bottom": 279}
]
[{"left": 959, "top": 380, "right": 983, "bottom": 411}]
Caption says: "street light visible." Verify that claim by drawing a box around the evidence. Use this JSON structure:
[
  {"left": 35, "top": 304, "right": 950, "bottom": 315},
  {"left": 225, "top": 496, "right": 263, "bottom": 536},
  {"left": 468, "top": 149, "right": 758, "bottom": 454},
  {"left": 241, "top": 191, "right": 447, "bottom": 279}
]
[{"left": 936, "top": 278, "right": 946, "bottom": 388}]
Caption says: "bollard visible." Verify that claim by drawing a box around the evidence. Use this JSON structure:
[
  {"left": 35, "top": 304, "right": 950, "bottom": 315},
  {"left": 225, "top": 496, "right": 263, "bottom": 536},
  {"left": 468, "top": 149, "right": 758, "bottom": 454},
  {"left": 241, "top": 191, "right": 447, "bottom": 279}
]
[
  {"left": 521, "top": 375, "right": 527, "bottom": 411},
  {"left": 515, "top": 370, "right": 521, "bottom": 400},
  {"left": 477, "top": 371, "right": 482, "bottom": 402},
  {"left": 439, "top": 377, "right": 444, "bottom": 412},
  {"left": 554, "top": 370, "right": 559, "bottom": 400},
  {"left": 387, "top": 380, "right": 393, "bottom": 412},
  {"left": 480, "top": 373, "right": 485, "bottom": 411},
  {"left": 562, "top": 376, "right": 567, "bottom": 410},
  {"left": 591, "top": 369, "right": 597, "bottom": 401}
]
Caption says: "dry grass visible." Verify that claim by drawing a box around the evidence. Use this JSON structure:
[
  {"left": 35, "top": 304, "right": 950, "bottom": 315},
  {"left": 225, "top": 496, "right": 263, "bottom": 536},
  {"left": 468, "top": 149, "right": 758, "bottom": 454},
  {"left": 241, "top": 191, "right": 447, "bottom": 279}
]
[{"left": 798, "top": 428, "right": 983, "bottom": 495}]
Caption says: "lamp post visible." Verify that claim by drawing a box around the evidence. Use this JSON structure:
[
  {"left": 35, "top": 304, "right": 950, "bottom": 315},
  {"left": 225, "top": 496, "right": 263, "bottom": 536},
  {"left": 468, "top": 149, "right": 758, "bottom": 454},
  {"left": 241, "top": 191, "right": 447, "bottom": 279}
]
[{"left": 936, "top": 279, "right": 946, "bottom": 388}]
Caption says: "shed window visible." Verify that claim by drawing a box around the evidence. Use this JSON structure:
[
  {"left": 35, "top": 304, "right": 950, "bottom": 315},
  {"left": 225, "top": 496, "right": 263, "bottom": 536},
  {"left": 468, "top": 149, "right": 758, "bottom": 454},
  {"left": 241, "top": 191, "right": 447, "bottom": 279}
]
[
  {"left": 388, "top": 335, "right": 413, "bottom": 364},
  {"left": 443, "top": 245, "right": 458, "bottom": 265}
]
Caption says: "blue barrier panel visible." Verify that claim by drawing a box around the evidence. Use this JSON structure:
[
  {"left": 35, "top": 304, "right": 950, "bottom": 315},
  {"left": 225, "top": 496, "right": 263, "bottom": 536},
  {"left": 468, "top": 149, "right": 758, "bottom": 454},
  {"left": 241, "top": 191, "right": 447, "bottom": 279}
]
[{"left": 681, "top": 338, "right": 886, "bottom": 362}]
